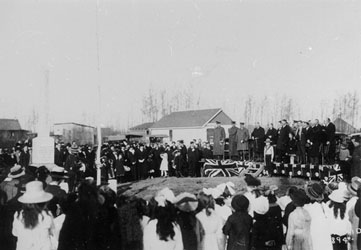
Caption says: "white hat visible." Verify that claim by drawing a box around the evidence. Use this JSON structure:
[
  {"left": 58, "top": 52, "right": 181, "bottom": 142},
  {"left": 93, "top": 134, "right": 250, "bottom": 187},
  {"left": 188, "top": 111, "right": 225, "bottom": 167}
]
[
  {"left": 8, "top": 164, "right": 25, "bottom": 179},
  {"left": 328, "top": 189, "right": 346, "bottom": 203},
  {"left": 18, "top": 181, "right": 53, "bottom": 204},
  {"left": 253, "top": 196, "right": 269, "bottom": 215},
  {"left": 156, "top": 187, "right": 175, "bottom": 204},
  {"left": 216, "top": 182, "right": 236, "bottom": 196}
]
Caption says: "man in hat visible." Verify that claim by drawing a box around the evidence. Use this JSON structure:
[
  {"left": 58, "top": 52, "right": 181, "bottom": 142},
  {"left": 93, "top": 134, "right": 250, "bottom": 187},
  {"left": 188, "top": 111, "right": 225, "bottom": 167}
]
[
  {"left": 276, "top": 119, "right": 291, "bottom": 163},
  {"left": 251, "top": 122, "right": 265, "bottom": 162},
  {"left": 213, "top": 121, "right": 226, "bottom": 160},
  {"left": 64, "top": 145, "right": 81, "bottom": 192},
  {"left": 265, "top": 123, "right": 278, "bottom": 146},
  {"left": 136, "top": 144, "right": 148, "bottom": 180},
  {"left": 187, "top": 141, "right": 199, "bottom": 177},
  {"left": 236, "top": 122, "right": 250, "bottom": 161},
  {"left": 295, "top": 120, "right": 307, "bottom": 164},
  {"left": 54, "top": 143, "right": 63, "bottom": 167},
  {"left": 325, "top": 118, "right": 336, "bottom": 164},
  {"left": 19, "top": 145, "right": 30, "bottom": 171},
  {"left": 228, "top": 121, "right": 238, "bottom": 160},
  {"left": 351, "top": 136, "right": 361, "bottom": 178}
]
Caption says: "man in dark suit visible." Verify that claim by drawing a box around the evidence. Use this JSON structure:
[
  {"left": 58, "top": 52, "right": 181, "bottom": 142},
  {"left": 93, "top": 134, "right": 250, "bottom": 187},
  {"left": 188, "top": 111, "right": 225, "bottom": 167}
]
[
  {"left": 265, "top": 123, "right": 278, "bottom": 145},
  {"left": 294, "top": 121, "right": 306, "bottom": 164},
  {"left": 54, "top": 143, "right": 63, "bottom": 167},
  {"left": 187, "top": 141, "right": 199, "bottom": 177},
  {"left": 136, "top": 144, "right": 148, "bottom": 180},
  {"left": 228, "top": 121, "right": 238, "bottom": 160},
  {"left": 276, "top": 119, "right": 291, "bottom": 163},
  {"left": 325, "top": 118, "right": 336, "bottom": 164},
  {"left": 251, "top": 122, "right": 265, "bottom": 162},
  {"left": 213, "top": 121, "right": 226, "bottom": 160},
  {"left": 309, "top": 119, "right": 323, "bottom": 165}
]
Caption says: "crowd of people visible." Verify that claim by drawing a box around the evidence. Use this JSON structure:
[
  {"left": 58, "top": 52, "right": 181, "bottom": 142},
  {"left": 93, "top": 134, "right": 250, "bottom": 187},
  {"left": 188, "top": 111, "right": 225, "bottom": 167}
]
[{"left": 1, "top": 164, "right": 361, "bottom": 250}]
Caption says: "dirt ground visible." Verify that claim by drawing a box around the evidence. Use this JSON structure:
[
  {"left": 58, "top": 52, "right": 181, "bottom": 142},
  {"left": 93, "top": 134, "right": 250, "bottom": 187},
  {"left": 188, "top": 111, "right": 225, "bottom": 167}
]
[{"left": 120, "top": 176, "right": 310, "bottom": 200}]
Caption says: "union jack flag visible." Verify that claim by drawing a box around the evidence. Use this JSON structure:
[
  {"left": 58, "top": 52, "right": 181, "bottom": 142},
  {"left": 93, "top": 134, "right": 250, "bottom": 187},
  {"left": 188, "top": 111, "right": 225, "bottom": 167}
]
[{"left": 202, "top": 159, "right": 264, "bottom": 177}]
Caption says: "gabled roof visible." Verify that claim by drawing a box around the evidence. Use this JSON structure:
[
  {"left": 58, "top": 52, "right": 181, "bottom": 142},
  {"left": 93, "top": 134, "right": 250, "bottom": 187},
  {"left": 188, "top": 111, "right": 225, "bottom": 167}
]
[
  {"left": 334, "top": 117, "right": 357, "bottom": 134},
  {"left": 0, "top": 119, "right": 22, "bottom": 131},
  {"left": 151, "top": 108, "right": 232, "bottom": 129},
  {"left": 129, "top": 122, "right": 154, "bottom": 131}
]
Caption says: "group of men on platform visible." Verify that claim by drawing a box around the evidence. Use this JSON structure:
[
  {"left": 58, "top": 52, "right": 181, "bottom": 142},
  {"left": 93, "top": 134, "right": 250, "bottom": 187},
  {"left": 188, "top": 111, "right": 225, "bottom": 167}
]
[{"left": 213, "top": 118, "right": 338, "bottom": 165}]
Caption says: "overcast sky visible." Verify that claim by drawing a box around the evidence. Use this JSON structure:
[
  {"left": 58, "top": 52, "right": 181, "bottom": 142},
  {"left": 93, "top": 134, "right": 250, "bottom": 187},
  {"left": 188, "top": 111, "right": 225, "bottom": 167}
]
[{"left": 0, "top": 0, "right": 360, "bottom": 130}]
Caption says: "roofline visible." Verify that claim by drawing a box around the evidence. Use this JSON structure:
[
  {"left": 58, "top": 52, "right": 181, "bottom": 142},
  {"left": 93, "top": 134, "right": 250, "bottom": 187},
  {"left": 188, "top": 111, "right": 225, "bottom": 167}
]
[
  {"left": 53, "top": 122, "right": 95, "bottom": 128},
  {"left": 150, "top": 126, "right": 204, "bottom": 130},
  {"left": 202, "top": 108, "right": 222, "bottom": 127}
]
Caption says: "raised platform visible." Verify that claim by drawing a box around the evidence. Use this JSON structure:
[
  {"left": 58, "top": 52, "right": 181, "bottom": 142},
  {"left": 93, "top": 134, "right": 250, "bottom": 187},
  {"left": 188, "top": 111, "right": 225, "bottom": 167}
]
[{"left": 202, "top": 159, "right": 342, "bottom": 183}]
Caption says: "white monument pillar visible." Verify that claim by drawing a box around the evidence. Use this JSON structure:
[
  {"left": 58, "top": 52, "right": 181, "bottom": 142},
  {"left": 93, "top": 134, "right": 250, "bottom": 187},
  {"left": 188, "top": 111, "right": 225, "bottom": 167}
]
[{"left": 31, "top": 70, "right": 56, "bottom": 170}]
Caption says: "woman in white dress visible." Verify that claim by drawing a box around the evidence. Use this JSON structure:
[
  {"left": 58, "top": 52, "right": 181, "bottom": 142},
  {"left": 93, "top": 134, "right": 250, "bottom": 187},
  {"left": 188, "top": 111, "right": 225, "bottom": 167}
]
[
  {"left": 160, "top": 152, "right": 169, "bottom": 177},
  {"left": 303, "top": 183, "right": 333, "bottom": 250},
  {"left": 195, "top": 190, "right": 225, "bottom": 250},
  {"left": 12, "top": 181, "right": 55, "bottom": 250},
  {"left": 325, "top": 189, "right": 352, "bottom": 250}
]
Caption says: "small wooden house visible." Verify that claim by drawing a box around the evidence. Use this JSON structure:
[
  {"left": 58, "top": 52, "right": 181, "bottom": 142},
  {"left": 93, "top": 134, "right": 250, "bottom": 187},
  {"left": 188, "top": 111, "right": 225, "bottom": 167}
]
[
  {"left": 0, "top": 119, "right": 28, "bottom": 148},
  {"left": 150, "top": 108, "right": 233, "bottom": 145}
]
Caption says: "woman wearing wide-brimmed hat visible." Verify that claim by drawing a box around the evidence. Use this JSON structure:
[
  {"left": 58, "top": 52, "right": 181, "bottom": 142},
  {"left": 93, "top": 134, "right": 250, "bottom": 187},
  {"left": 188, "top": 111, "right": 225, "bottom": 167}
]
[
  {"left": 12, "top": 181, "right": 55, "bottom": 250},
  {"left": 304, "top": 183, "right": 333, "bottom": 250},
  {"left": 324, "top": 189, "right": 352, "bottom": 250}
]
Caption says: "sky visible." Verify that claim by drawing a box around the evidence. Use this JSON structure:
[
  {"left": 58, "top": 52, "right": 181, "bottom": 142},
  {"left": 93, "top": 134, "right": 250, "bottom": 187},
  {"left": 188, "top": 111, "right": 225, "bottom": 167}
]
[{"left": 0, "top": 0, "right": 360, "bottom": 131}]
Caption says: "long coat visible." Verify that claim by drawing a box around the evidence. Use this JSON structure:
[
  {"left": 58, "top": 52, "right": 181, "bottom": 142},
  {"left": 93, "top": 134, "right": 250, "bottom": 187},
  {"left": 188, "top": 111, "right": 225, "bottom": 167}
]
[
  {"left": 351, "top": 145, "right": 361, "bottom": 178},
  {"left": 236, "top": 128, "right": 249, "bottom": 151},
  {"left": 228, "top": 126, "right": 238, "bottom": 156},
  {"left": 276, "top": 125, "right": 291, "bottom": 151},
  {"left": 251, "top": 127, "right": 265, "bottom": 153},
  {"left": 213, "top": 126, "right": 226, "bottom": 156}
]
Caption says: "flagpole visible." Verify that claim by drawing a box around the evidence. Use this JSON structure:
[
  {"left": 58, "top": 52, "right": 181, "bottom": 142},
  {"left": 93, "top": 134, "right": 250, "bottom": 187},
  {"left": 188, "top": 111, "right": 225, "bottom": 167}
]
[{"left": 95, "top": 0, "right": 102, "bottom": 186}]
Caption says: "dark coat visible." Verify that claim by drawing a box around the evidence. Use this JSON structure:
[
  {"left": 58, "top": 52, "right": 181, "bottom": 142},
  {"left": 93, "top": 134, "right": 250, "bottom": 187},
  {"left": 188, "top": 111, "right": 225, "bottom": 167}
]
[
  {"left": 228, "top": 126, "right": 239, "bottom": 156},
  {"left": 58, "top": 202, "right": 99, "bottom": 250},
  {"left": 236, "top": 128, "right": 249, "bottom": 151},
  {"left": 112, "top": 154, "right": 125, "bottom": 177},
  {"left": 54, "top": 148, "right": 63, "bottom": 167},
  {"left": 213, "top": 126, "right": 226, "bottom": 156},
  {"left": 276, "top": 125, "right": 291, "bottom": 151},
  {"left": 252, "top": 127, "right": 265, "bottom": 153},
  {"left": 187, "top": 147, "right": 199, "bottom": 163},
  {"left": 19, "top": 151, "right": 30, "bottom": 168},
  {"left": 326, "top": 122, "right": 336, "bottom": 144},
  {"left": 223, "top": 211, "right": 252, "bottom": 250},
  {"left": 351, "top": 145, "right": 361, "bottom": 178},
  {"left": 202, "top": 148, "right": 213, "bottom": 159},
  {"left": 265, "top": 128, "right": 278, "bottom": 145},
  {"left": 252, "top": 205, "right": 284, "bottom": 249}
]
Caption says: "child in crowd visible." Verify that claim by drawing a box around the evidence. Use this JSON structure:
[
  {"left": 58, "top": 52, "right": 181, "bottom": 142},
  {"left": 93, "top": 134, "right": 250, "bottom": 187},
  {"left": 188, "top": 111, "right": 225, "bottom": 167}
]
[
  {"left": 160, "top": 152, "right": 169, "bottom": 177},
  {"left": 223, "top": 194, "right": 252, "bottom": 250},
  {"left": 264, "top": 139, "right": 274, "bottom": 176}
]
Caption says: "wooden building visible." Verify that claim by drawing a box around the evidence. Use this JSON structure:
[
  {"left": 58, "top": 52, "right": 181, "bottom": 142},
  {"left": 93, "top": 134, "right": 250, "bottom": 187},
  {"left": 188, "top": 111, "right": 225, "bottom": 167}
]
[
  {"left": 53, "top": 122, "right": 96, "bottom": 145},
  {"left": 150, "top": 108, "right": 233, "bottom": 145},
  {"left": 0, "top": 119, "right": 28, "bottom": 148}
]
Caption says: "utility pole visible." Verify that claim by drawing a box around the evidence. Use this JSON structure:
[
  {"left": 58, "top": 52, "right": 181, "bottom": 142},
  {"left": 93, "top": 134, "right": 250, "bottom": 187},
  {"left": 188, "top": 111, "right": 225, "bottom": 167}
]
[{"left": 95, "top": 0, "right": 102, "bottom": 186}]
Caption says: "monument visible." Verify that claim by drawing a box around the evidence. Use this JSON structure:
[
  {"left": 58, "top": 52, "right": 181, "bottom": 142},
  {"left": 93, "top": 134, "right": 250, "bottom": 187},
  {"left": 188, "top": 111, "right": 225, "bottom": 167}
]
[{"left": 31, "top": 70, "right": 56, "bottom": 170}]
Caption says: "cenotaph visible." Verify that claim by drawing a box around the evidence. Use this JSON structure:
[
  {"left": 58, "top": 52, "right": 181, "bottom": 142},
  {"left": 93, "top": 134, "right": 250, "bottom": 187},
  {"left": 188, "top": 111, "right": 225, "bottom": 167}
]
[{"left": 31, "top": 70, "right": 56, "bottom": 171}]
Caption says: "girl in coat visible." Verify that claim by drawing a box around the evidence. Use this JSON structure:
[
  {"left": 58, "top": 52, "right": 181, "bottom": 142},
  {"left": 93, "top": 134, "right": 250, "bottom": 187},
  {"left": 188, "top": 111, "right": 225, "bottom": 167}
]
[
  {"left": 196, "top": 190, "right": 225, "bottom": 250},
  {"left": 12, "top": 181, "right": 55, "bottom": 250},
  {"left": 286, "top": 189, "right": 313, "bottom": 250},
  {"left": 223, "top": 194, "right": 252, "bottom": 250}
]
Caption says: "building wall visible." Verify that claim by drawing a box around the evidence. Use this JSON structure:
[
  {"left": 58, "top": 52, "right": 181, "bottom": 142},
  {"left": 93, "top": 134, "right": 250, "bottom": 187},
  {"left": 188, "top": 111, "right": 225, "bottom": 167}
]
[
  {"left": 0, "top": 130, "right": 27, "bottom": 148},
  {"left": 53, "top": 124, "right": 95, "bottom": 145}
]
